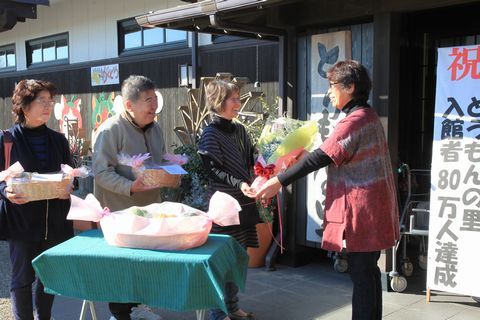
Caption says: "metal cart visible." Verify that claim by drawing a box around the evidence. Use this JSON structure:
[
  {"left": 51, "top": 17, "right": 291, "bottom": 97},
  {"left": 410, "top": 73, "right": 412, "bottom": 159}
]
[{"left": 389, "top": 164, "right": 431, "bottom": 292}]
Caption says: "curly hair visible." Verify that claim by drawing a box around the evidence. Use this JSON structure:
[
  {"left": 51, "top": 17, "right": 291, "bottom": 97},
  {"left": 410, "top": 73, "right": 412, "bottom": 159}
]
[
  {"left": 12, "top": 79, "right": 57, "bottom": 125},
  {"left": 327, "top": 60, "right": 372, "bottom": 101},
  {"left": 205, "top": 80, "right": 239, "bottom": 114}
]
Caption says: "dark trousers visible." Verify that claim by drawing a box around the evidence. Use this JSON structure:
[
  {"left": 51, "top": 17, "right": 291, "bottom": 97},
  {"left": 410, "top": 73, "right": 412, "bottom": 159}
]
[
  {"left": 209, "top": 282, "right": 240, "bottom": 320},
  {"left": 347, "top": 251, "right": 382, "bottom": 320},
  {"left": 8, "top": 238, "right": 58, "bottom": 320},
  {"left": 109, "top": 302, "right": 139, "bottom": 320}
]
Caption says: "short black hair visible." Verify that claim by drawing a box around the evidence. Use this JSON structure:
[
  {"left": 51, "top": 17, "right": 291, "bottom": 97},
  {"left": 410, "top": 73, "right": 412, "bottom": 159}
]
[{"left": 327, "top": 60, "right": 372, "bottom": 101}]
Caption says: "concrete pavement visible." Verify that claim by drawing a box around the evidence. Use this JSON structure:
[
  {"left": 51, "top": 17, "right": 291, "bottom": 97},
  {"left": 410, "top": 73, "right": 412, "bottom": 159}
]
[{"left": 1, "top": 241, "right": 479, "bottom": 320}]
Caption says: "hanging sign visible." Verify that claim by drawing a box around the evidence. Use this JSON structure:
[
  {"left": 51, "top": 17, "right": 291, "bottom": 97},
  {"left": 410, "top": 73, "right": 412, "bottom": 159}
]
[
  {"left": 91, "top": 64, "right": 120, "bottom": 86},
  {"left": 306, "top": 31, "right": 351, "bottom": 243}
]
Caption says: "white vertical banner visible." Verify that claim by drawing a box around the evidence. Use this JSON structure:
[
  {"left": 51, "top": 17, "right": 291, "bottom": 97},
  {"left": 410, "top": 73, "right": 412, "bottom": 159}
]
[
  {"left": 427, "top": 44, "right": 480, "bottom": 297},
  {"left": 306, "top": 31, "right": 351, "bottom": 243}
]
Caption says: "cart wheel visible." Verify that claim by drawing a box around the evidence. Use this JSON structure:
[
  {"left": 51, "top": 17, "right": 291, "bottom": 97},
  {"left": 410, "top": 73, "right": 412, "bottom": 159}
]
[
  {"left": 418, "top": 254, "right": 428, "bottom": 270},
  {"left": 401, "top": 261, "right": 414, "bottom": 277},
  {"left": 390, "top": 276, "right": 407, "bottom": 292},
  {"left": 334, "top": 258, "right": 348, "bottom": 273}
]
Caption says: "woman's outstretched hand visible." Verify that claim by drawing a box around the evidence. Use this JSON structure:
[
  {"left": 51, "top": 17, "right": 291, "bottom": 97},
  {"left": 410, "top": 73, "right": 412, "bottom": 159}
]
[
  {"left": 255, "top": 176, "right": 282, "bottom": 200},
  {"left": 240, "top": 182, "right": 256, "bottom": 198}
]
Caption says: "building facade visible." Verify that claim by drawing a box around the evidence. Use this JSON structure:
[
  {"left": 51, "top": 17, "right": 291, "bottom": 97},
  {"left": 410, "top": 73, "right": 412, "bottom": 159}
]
[{"left": 0, "top": 0, "right": 279, "bottom": 151}]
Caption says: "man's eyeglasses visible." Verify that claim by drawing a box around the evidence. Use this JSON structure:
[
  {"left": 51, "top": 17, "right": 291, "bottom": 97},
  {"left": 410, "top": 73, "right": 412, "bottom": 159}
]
[
  {"left": 34, "top": 98, "right": 55, "bottom": 107},
  {"left": 329, "top": 82, "right": 341, "bottom": 88}
]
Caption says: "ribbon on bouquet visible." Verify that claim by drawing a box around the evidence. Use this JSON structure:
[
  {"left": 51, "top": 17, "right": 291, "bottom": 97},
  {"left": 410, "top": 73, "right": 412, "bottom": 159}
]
[
  {"left": 253, "top": 162, "right": 275, "bottom": 179},
  {"left": 253, "top": 161, "right": 285, "bottom": 253},
  {"left": 100, "top": 207, "right": 111, "bottom": 219}
]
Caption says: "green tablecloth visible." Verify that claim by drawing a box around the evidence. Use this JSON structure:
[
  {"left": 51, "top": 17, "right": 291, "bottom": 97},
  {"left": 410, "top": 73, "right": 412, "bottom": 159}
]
[{"left": 32, "top": 229, "right": 248, "bottom": 313}]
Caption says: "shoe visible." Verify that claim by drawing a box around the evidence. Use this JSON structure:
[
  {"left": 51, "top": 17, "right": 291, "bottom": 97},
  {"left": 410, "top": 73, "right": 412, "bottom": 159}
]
[
  {"left": 130, "top": 305, "right": 162, "bottom": 320},
  {"left": 228, "top": 310, "right": 255, "bottom": 320}
]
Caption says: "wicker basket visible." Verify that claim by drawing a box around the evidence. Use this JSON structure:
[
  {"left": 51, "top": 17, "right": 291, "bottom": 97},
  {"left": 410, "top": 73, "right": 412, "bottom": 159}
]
[
  {"left": 11, "top": 173, "right": 72, "bottom": 202},
  {"left": 142, "top": 169, "right": 181, "bottom": 188}
]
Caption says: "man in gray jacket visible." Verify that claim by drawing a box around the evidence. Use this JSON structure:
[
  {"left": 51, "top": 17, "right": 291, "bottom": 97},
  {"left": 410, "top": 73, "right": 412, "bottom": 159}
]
[{"left": 93, "top": 75, "right": 164, "bottom": 320}]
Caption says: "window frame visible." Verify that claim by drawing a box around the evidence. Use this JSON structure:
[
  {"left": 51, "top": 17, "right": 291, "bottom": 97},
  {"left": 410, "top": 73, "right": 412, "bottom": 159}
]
[
  {"left": 26, "top": 32, "right": 69, "bottom": 68},
  {"left": 0, "top": 43, "right": 16, "bottom": 72},
  {"left": 117, "top": 18, "right": 187, "bottom": 55}
]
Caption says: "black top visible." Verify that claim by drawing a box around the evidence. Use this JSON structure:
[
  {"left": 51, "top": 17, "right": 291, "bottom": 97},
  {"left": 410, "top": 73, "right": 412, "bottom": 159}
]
[
  {"left": 198, "top": 115, "right": 259, "bottom": 226},
  {"left": 23, "top": 124, "right": 49, "bottom": 168},
  {"left": 0, "top": 124, "right": 74, "bottom": 241},
  {"left": 278, "top": 99, "right": 370, "bottom": 186}
]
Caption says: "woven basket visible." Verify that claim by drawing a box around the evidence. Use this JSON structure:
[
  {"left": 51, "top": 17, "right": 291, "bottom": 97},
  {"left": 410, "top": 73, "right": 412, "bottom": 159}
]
[
  {"left": 11, "top": 174, "right": 72, "bottom": 202},
  {"left": 142, "top": 169, "right": 181, "bottom": 188}
]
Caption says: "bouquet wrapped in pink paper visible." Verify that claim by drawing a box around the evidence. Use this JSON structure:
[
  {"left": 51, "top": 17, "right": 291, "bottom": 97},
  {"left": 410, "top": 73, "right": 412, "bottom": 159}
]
[
  {"left": 118, "top": 153, "right": 187, "bottom": 188},
  {"left": 67, "top": 191, "right": 241, "bottom": 250}
]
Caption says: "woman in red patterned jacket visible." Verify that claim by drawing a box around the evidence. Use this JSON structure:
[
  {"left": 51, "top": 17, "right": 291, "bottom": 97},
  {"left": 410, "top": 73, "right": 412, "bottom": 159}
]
[{"left": 255, "top": 60, "right": 399, "bottom": 320}]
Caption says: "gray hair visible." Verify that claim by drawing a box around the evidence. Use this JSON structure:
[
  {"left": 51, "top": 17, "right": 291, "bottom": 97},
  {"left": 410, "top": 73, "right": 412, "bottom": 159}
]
[{"left": 121, "top": 75, "right": 156, "bottom": 102}]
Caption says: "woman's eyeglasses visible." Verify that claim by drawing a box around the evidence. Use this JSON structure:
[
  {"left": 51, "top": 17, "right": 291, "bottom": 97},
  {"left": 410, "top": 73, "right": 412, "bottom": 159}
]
[
  {"left": 329, "top": 82, "right": 341, "bottom": 88},
  {"left": 34, "top": 98, "right": 55, "bottom": 107}
]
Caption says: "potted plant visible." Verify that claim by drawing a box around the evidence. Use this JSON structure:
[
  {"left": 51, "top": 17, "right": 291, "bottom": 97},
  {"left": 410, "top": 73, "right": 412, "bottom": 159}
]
[{"left": 247, "top": 197, "right": 276, "bottom": 267}]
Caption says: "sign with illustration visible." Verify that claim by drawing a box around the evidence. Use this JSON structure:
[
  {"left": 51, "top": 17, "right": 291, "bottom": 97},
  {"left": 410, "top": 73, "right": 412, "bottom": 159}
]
[
  {"left": 92, "top": 92, "right": 117, "bottom": 130},
  {"left": 54, "top": 95, "right": 82, "bottom": 137},
  {"left": 306, "top": 31, "right": 352, "bottom": 243},
  {"left": 427, "top": 44, "right": 480, "bottom": 297},
  {"left": 91, "top": 90, "right": 163, "bottom": 131},
  {"left": 91, "top": 64, "right": 120, "bottom": 86}
]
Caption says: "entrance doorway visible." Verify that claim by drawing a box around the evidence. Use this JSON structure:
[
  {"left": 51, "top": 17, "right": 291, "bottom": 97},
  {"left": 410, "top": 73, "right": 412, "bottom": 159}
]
[{"left": 399, "top": 3, "right": 480, "bottom": 170}]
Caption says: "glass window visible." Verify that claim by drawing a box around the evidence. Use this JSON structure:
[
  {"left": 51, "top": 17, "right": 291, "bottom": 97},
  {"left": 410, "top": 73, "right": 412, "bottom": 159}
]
[
  {"left": 26, "top": 33, "right": 69, "bottom": 67},
  {"left": 0, "top": 54, "right": 5, "bottom": 68},
  {"left": 42, "top": 41, "right": 55, "bottom": 61},
  {"left": 6, "top": 50, "right": 15, "bottom": 67},
  {"left": 123, "top": 21, "right": 142, "bottom": 49},
  {"left": 0, "top": 44, "right": 16, "bottom": 70},
  {"left": 31, "top": 44, "right": 42, "bottom": 64},
  {"left": 56, "top": 38, "right": 68, "bottom": 60},
  {"left": 166, "top": 29, "right": 187, "bottom": 42},
  {"left": 144, "top": 27, "right": 164, "bottom": 46},
  {"left": 118, "top": 18, "right": 187, "bottom": 53}
]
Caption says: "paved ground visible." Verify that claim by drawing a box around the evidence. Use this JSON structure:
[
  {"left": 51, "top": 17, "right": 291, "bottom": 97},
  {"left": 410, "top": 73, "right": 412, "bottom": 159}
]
[
  {"left": 1, "top": 238, "right": 479, "bottom": 320},
  {"left": 0, "top": 241, "right": 13, "bottom": 320}
]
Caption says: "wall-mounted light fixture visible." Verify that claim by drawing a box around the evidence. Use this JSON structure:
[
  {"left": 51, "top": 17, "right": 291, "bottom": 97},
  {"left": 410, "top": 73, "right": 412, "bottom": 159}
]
[
  {"left": 178, "top": 63, "right": 193, "bottom": 87},
  {"left": 254, "top": 45, "right": 261, "bottom": 89}
]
